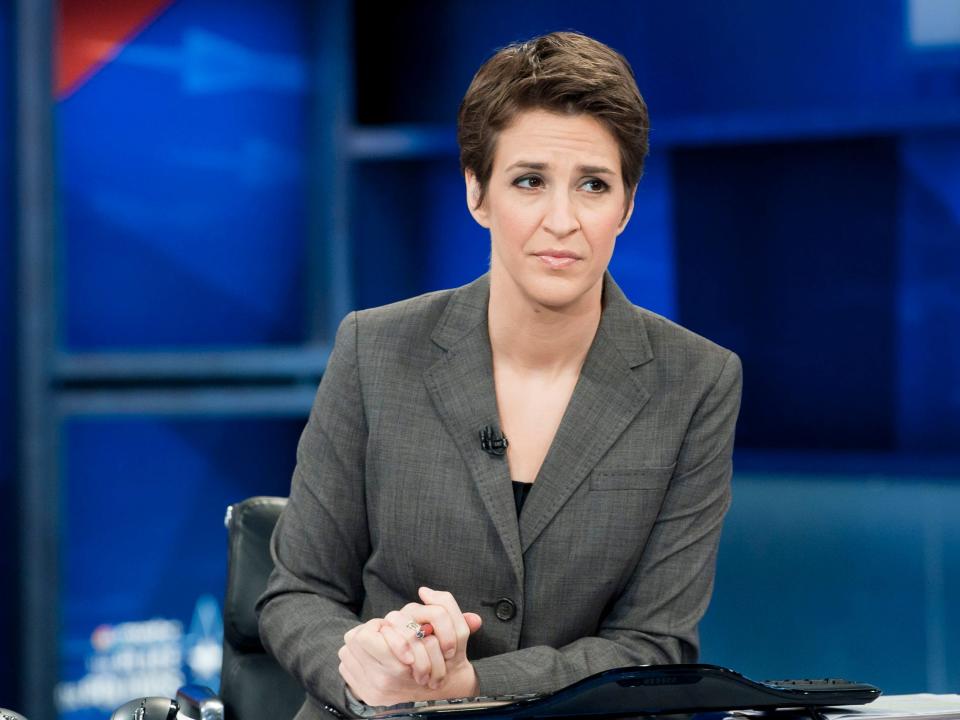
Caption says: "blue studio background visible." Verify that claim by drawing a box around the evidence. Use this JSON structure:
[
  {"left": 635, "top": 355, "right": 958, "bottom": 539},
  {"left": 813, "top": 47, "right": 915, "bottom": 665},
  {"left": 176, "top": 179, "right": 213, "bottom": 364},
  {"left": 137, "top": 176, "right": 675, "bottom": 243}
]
[
  {"left": 3, "top": 0, "right": 960, "bottom": 718},
  {"left": 1, "top": 0, "right": 16, "bottom": 709}
]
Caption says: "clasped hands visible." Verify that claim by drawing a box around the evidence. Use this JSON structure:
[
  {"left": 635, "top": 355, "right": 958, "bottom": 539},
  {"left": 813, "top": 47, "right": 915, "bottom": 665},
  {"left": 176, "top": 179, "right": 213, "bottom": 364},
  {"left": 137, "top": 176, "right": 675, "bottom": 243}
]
[{"left": 338, "top": 586, "right": 483, "bottom": 707}]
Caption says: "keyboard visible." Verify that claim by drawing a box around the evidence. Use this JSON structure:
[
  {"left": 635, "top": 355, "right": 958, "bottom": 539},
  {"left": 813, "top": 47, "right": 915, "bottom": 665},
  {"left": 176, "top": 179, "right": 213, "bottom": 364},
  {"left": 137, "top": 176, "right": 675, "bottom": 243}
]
[{"left": 351, "top": 663, "right": 881, "bottom": 719}]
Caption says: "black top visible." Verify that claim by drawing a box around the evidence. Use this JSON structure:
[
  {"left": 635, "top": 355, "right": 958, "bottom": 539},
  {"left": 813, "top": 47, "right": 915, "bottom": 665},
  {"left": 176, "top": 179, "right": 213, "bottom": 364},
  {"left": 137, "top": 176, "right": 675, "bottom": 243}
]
[{"left": 511, "top": 481, "right": 533, "bottom": 515}]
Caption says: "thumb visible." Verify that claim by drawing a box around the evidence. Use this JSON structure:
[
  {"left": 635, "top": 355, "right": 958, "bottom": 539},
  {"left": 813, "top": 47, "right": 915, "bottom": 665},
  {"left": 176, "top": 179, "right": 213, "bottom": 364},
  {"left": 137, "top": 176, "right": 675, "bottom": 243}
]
[{"left": 463, "top": 612, "right": 483, "bottom": 634}]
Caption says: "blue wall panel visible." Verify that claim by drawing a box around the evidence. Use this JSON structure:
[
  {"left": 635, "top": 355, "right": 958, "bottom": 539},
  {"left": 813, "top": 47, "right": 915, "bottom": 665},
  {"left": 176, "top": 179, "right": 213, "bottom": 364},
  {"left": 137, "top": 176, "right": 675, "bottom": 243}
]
[
  {"left": 352, "top": 159, "right": 456, "bottom": 309},
  {"left": 672, "top": 138, "right": 900, "bottom": 451},
  {"left": 419, "top": 157, "right": 497, "bottom": 295},
  {"left": 56, "top": 416, "right": 303, "bottom": 719},
  {"left": 607, "top": 148, "right": 676, "bottom": 319},
  {"left": 355, "top": 0, "right": 956, "bottom": 134},
  {"left": 897, "top": 132, "right": 960, "bottom": 452},
  {"left": 58, "top": 0, "right": 314, "bottom": 351},
  {"left": 702, "top": 472, "right": 960, "bottom": 694},
  {"left": 624, "top": 0, "right": 908, "bottom": 118},
  {"left": 0, "top": 0, "right": 18, "bottom": 708}
]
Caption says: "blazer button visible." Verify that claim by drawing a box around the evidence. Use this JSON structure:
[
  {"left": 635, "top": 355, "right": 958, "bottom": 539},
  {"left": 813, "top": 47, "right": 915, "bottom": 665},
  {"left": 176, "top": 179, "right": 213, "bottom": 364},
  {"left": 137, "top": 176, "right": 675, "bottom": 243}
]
[{"left": 494, "top": 598, "right": 516, "bottom": 621}]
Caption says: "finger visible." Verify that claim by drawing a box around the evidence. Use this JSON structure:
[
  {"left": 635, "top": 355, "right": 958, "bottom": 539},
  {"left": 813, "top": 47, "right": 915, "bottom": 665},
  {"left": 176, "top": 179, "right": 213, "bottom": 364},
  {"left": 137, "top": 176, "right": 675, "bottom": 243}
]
[
  {"left": 351, "top": 620, "right": 405, "bottom": 670},
  {"left": 383, "top": 610, "right": 427, "bottom": 661},
  {"left": 343, "top": 622, "right": 363, "bottom": 644},
  {"left": 379, "top": 622, "right": 415, "bottom": 666},
  {"left": 418, "top": 587, "right": 471, "bottom": 658},
  {"left": 338, "top": 645, "right": 368, "bottom": 698},
  {"left": 339, "top": 641, "right": 369, "bottom": 676},
  {"left": 342, "top": 619, "right": 374, "bottom": 661},
  {"left": 383, "top": 605, "right": 455, "bottom": 663},
  {"left": 407, "top": 627, "right": 433, "bottom": 686},
  {"left": 463, "top": 612, "right": 483, "bottom": 634},
  {"left": 345, "top": 617, "right": 382, "bottom": 642},
  {"left": 340, "top": 654, "right": 384, "bottom": 708},
  {"left": 380, "top": 610, "right": 437, "bottom": 685},
  {"left": 421, "top": 634, "right": 447, "bottom": 690},
  {"left": 341, "top": 637, "right": 405, "bottom": 697},
  {"left": 338, "top": 661, "right": 362, "bottom": 700},
  {"left": 400, "top": 603, "right": 459, "bottom": 660}
]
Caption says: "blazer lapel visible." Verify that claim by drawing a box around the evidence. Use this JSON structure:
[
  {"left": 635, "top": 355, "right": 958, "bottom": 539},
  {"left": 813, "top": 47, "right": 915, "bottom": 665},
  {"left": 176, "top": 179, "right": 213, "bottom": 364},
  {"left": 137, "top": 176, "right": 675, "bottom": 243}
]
[
  {"left": 422, "top": 274, "right": 525, "bottom": 580},
  {"left": 422, "top": 271, "right": 655, "bottom": 567},
  {"left": 518, "top": 272, "right": 653, "bottom": 553}
]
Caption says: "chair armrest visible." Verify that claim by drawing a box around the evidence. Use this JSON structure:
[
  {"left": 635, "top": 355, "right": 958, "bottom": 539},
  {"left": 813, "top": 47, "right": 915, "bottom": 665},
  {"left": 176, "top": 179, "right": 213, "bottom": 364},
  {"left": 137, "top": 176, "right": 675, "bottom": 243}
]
[{"left": 175, "top": 685, "right": 224, "bottom": 720}]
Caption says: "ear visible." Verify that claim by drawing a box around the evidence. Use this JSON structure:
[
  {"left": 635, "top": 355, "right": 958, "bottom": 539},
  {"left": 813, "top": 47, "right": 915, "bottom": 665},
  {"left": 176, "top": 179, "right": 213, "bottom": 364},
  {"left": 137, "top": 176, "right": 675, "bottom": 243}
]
[
  {"left": 617, "top": 184, "right": 637, "bottom": 234},
  {"left": 464, "top": 170, "right": 490, "bottom": 229}
]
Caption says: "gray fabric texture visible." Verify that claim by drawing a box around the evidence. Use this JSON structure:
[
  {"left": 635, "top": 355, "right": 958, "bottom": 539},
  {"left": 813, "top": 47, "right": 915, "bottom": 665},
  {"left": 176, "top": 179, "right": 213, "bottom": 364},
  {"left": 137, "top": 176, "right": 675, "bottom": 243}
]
[{"left": 256, "top": 271, "right": 743, "bottom": 720}]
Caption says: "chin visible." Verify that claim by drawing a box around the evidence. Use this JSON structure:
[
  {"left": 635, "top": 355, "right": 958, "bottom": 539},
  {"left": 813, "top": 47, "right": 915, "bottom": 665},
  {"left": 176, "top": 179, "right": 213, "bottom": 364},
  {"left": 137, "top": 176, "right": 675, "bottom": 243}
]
[{"left": 521, "top": 274, "right": 598, "bottom": 311}]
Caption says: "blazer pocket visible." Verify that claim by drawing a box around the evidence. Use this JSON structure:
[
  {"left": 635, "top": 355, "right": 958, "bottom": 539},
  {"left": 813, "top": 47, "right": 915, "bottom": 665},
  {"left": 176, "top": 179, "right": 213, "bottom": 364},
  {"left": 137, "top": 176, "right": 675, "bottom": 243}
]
[{"left": 589, "top": 464, "right": 676, "bottom": 491}]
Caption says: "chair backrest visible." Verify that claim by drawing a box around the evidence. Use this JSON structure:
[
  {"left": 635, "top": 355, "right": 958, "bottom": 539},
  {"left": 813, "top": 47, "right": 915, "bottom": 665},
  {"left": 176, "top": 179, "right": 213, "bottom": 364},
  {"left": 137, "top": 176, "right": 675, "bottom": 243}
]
[{"left": 220, "top": 496, "right": 305, "bottom": 720}]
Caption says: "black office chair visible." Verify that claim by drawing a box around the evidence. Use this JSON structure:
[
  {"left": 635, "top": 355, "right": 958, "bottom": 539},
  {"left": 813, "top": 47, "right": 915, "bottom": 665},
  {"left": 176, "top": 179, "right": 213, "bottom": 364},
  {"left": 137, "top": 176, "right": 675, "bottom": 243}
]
[{"left": 177, "top": 496, "right": 305, "bottom": 720}]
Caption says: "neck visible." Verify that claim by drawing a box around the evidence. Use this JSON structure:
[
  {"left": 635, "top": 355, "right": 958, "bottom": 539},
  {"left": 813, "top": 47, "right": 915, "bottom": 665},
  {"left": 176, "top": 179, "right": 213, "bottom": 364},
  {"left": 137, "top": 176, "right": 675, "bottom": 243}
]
[{"left": 487, "top": 269, "right": 603, "bottom": 375}]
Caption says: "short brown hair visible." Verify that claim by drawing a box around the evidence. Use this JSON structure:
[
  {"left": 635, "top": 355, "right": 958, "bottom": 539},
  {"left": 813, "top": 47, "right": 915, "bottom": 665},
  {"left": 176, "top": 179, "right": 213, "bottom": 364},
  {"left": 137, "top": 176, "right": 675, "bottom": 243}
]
[{"left": 457, "top": 31, "right": 649, "bottom": 218}]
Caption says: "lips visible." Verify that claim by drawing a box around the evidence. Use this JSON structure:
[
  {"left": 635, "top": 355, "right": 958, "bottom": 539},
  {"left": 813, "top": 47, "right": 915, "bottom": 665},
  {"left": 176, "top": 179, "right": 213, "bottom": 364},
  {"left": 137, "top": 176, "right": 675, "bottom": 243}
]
[{"left": 534, "top": 249, "right": 581, "bottom": 270}]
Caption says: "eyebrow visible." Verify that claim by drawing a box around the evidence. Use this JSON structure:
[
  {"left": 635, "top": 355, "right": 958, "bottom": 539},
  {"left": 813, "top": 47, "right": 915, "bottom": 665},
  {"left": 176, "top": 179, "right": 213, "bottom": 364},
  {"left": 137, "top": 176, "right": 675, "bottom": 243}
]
[{"left": 504, "top": 161, "right": 617, "bottom": 176}]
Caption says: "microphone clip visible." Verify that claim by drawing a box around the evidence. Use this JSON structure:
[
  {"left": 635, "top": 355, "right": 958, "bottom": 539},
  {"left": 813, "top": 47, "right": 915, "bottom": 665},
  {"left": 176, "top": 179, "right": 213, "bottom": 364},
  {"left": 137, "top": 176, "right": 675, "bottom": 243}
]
[{"left": 479, "top": 425, "right": 509, "bottom": 456}]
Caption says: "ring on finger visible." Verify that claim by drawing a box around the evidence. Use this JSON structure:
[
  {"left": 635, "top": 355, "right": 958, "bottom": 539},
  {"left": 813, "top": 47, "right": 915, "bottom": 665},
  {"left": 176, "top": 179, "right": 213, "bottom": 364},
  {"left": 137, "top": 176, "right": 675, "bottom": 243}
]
[{"left": 405, "top": 620, "right": 426, "bottom": 640}]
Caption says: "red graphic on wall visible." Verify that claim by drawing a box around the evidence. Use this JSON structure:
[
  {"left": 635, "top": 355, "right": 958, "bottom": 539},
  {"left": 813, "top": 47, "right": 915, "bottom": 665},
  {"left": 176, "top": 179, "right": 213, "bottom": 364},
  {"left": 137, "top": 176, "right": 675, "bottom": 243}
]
[{"left": 56, "top": 0, "right": 174, "bottom": 99}]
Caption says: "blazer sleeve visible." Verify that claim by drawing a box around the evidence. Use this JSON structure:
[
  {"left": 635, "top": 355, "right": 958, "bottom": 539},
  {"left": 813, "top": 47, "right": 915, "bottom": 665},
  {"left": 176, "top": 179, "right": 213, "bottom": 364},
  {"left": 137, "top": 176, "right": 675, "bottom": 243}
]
[
  {"left": 471, "top": 350, "right": 743, "bottom": 696},
  {"left": 256, "top": 311, "right": 368, "bottom": 714}
]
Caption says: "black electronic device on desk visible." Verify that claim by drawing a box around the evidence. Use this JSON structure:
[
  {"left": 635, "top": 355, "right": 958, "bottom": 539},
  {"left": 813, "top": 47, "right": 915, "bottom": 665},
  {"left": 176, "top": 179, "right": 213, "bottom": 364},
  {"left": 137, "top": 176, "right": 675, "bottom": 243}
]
[{"left": 347, "top": 664, "right": 881, "bottom": 719}]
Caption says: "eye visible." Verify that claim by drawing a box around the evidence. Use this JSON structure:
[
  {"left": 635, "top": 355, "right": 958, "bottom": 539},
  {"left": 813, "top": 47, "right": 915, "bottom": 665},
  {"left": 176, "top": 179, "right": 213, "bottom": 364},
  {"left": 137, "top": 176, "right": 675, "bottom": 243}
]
[
  {"left": 514, "top": 175, "right": 543, "bottom": 189},
  {"left": 582, "top": 178, "right": 609, "bottom": 193}
]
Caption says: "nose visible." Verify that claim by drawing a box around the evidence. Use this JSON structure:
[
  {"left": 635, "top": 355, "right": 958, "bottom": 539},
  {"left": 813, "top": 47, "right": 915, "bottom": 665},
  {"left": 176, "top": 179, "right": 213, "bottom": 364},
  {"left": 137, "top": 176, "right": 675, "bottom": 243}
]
[{"left": 542, "top": 189, "right": 580, "bottom": 238}]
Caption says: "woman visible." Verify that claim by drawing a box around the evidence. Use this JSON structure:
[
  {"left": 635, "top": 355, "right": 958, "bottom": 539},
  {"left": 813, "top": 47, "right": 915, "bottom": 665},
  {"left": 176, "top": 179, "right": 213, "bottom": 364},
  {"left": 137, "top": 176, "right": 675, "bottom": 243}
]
[{"left": 257, "top": 30, "right": 742, "bottom": 719}]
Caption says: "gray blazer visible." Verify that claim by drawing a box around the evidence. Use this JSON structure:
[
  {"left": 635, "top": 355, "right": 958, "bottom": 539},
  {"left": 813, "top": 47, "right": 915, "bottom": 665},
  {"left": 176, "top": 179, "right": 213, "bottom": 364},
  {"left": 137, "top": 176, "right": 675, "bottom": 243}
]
[{"left": 257, "top": 271, "right": 743, "bottom": 720}]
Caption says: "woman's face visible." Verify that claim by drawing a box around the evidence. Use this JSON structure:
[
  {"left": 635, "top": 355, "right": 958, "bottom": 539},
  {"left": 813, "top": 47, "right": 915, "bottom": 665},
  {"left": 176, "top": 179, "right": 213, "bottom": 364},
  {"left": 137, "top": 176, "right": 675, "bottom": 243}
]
[{"left": 465, "top": 108, "right": 635, "bottom": 312}]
